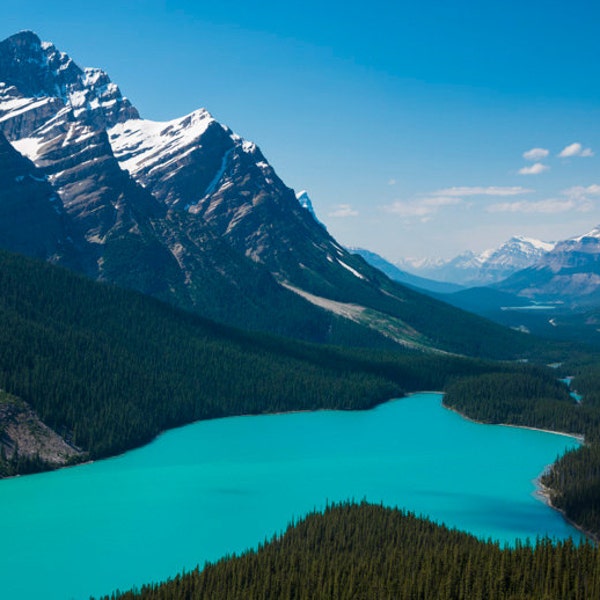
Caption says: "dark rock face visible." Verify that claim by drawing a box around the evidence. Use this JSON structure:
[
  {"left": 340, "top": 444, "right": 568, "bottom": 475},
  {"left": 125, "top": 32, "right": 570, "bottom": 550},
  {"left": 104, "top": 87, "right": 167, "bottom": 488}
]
[
  {"left": 109, "top": 114, "right": 236, "bottom": 209},
  {"left": 0, "top": 31, "right": 82, "bottom": 100},
  {"left": 0, "top": 131, "right": 84, "bottom": 267}
]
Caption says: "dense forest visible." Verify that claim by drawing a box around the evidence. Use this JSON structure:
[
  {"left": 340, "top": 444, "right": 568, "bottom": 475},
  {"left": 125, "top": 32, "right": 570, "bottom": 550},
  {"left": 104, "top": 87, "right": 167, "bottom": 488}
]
[
  {"left": 0, "top": 249, "right": 520, "bottom": 472},
  {"left": 443, "top": 365, "right": 600, "bottom": 540},
  {"left": 101, "top": 502, "right": 600, "bottom": 600},
  {"left": 537, "top": 357, "right": 600, "bottom": 538},
  {"left": 0, "top": 249, "right": 397, "bottom": 466}
]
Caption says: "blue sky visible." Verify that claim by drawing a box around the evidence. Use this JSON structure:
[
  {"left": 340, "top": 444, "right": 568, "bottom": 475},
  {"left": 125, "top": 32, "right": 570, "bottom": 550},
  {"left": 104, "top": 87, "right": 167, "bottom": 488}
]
[{"left": 2, "top": 1, "right": 600, "bottom": 261}]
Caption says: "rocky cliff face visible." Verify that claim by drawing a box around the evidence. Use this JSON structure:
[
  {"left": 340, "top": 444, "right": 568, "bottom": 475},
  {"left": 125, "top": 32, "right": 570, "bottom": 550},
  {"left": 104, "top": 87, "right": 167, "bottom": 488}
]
[
  {"left": 0, "top": 131, "right": 85, "bottom": 267},
  {"left": 0, "top": 30, "right": 138, "bottom": 131},
  {"left": 0, "top": 31, "right": 383, "bottom": 345}
]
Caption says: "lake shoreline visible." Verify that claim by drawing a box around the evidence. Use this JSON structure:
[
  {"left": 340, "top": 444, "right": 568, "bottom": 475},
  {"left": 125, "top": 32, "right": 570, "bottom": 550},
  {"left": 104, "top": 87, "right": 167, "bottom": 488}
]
[
  {"left": 443, "top": 401, "right": 591, "bottom": 542},
  {"left": 3, "top": 392, "right": 590, "bottom": 547},
  {"left": 535, "top": 479, "right": 599, "bottom": 544},
  {"left": 442, "top": 402, "right": 585, "bottom": 444}
]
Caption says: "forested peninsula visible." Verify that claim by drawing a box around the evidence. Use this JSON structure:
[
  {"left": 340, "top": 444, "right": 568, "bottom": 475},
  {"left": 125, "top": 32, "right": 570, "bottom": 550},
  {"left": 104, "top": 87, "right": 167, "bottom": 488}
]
[{"left": 101, "top": 502, "right": 600, "bottom": 600}]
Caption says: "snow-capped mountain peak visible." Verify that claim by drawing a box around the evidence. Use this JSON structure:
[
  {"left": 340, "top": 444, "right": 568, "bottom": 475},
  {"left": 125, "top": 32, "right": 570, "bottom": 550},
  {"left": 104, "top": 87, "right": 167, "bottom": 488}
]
[
  {"left": 399, "top": 235, "right": 555, "bottom": 285},
  {"left": 484, "top": 236, "right": 556, "bottom": 267},
  {"left": 296, "top": 190, "right": 326, "bottom": 229},
  {"left": 0, "top": 31, "right": 138, "bottom": 138},
  {"left": 570, "top": 225, "right": 600, "bottom": 244},
  {"left": 108, "top": 109, "right": 217, "bottom": 177}
]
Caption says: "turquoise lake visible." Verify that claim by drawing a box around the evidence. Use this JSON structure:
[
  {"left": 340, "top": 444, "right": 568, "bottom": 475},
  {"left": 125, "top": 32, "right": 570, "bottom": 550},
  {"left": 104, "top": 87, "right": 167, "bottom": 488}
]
[{"left": 0, "top": 392, "right": 582, "bottom": 600}]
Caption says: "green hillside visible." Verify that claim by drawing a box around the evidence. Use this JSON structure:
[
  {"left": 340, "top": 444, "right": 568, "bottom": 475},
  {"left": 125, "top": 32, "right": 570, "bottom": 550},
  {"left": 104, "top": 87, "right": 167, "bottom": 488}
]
[
  {"left": 0, "top": 249, "right": 508, "bottom": 472},
  {"left": 102, "top": 502, "right": 600, "bottom": 600}
]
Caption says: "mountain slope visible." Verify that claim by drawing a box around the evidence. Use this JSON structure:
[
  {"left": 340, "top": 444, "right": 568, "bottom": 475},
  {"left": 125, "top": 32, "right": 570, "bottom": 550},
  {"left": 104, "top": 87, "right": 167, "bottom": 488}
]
[
  {"left": 0, "top": 131, "right": 83, "bottom": 267},
  {"left": 0, "top": 248, "right": 408, "bottom": 470},
  {"left": 0, "top": 31, "right": 548, "bottom": 359},
  {"left": 1, "top": 31, "right": 391, "bottom": 345},
  {"left": 0, "top": 248, "right": 535, "bottom": 475},
  {"left": 351, "top": 247, "right": 464, "bottom": 294}
]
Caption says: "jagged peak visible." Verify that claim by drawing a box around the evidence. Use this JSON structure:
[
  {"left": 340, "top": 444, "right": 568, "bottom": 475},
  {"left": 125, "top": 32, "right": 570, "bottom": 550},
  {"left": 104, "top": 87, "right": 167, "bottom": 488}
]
[
  {"left": 0, "top": 31, "right": 139, "bottom": 128},
  {"left": 295, "top": 189, "right": 326, "bottom": 229},
  {"left": 496, "top": 235, "right": 555, "bottom": 253},
  {"left": 0, "top": 31, "right": 81, "bottom": 98},
  {"left": 6, "top": 30, "right": 42, "bottom": 46},
  {"left": 570, "top": 225, "right": 600, "bottom": 243}
]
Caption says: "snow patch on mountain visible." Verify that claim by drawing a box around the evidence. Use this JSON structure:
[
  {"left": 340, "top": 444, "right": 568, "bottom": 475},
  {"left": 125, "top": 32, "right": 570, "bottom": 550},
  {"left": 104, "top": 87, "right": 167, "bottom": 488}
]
[
  {"left": 296, "top": 190, "right": 326, "bottom": 229},
  {"left": 337, "top": 259, "right": 365, "bottom": 279},
  {"left": 108, "top": 109, "right": 215, "bottom": 176},
  {"left": 11, "top": 135, "right": 45, "bottom": 161},
  {"left": 570, "top": 225, "right": 600, "bottom": 244},
  {"left": 202, "top": 147, "right": 234, "bottom": 198},
  {"left": 400, "top": 235, "right": 555, "bottom": 286},
  {"left": 0, "top": 91, "right": 54, "bottom": 122}
]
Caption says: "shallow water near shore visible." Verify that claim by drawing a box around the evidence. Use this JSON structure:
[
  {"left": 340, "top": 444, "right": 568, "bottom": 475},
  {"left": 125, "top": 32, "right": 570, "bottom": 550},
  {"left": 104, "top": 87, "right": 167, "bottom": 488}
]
[{"left": 0, "top": 392, "right": 582, "bottom": 599}]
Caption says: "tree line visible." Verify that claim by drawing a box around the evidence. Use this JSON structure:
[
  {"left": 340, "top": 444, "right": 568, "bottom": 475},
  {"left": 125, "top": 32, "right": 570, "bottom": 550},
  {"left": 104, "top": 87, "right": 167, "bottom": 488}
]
[
  {"left": 0, "top": 249, "right": 522, "bottom": 473},
  {"left": 100, "top": 501, "right": 600, "bottom": 600},
  {"left": 444, "top": 365, "right": 600, "bottom": 541}
]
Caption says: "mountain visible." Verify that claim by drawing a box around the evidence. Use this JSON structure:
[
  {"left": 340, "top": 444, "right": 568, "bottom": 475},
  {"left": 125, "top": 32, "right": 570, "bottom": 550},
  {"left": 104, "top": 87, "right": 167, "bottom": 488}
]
[
  {"left": 0, "top": 31, "right": 373, "bottom": 345},
  {"left": 420, "top": 227, "right": 600, "bottom": 348},
  {"left": 401, "top": 236, "right": 555, "bottom": 286},
  {"left": 496, "top": 226, "right": 600, "bottom": 306},
  {"left": 0, "top": 131, "right": 83, "bottom": 267},
  {"left": 354, "top": 246, "right": 570, "bottom": 342},
  {"left": 0, "top": 247, "right": 402, "bottom": 474},
  {"left": 350, "top": 248, "right": 464, "bottom": 294},
  {"left": 0, "top": 31, "right": 544, "bottom": 359}
]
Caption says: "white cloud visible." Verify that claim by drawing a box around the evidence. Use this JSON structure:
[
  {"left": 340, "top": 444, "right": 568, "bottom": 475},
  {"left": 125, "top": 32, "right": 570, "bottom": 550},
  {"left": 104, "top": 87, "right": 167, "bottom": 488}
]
[
  {"left": 488, "top": 186, "right": 595, "bottom": 214},
  {"left": 384, "top": 196, "right": 462, "bottom": 219},
  {"left": 384, "top": 202, "right": 433, "bottom": 218},
  {"left": 523, "top": 147, "right": 549, "bottom": 161},
  {"left": 487, "top": 199, "right": 583, "bottom": 214},
  {"left": 558, "top": 142, "right": 594, "bottom": 158},
  {"left": 422, "top": 196, "right": 463, "bottom": 207},
  {"left": 383, "top": 186, "right": 533, "bottom": 221},
  {"left": 432, "top": 186, "right": 532, "bottom": 197},
  {"left": 518, "top": 163, "right": 550, "bottom": 175},
  {"left": 328, "top": 204, "right": 358, "bottom": 218},
  {"left": 388, "top": 178, "right": 397, "bottom": 186},
  {"left": 563, "top": 184, "right": 600, "bottom": 198}
]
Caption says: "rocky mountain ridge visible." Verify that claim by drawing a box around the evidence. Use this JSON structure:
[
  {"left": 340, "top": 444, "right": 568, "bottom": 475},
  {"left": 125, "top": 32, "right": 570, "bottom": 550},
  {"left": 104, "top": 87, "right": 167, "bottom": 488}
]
[
  {"left": 496, "top": 226, "right": 600, "bottom": 305},
  {"left": 399, "top": 236, "right": 555, "bottom": 286}
]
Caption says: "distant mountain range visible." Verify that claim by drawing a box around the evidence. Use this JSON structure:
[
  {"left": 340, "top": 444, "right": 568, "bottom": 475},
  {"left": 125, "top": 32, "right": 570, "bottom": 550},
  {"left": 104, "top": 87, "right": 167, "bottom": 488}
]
[
  {"left": 496, "top": 226, "right": 600, "bottom": 306},
  {"left": 0, "top": 30, "right": 538, "bottom": 359},
  {"left": 349, "top": 248, "right": 463, "bottom": 295},
  {"left": 359, "top": 228, "right": 600, "bottom": 347},
  {"left": 398, "top": 236, "right": 556, "bottom": 286}
]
